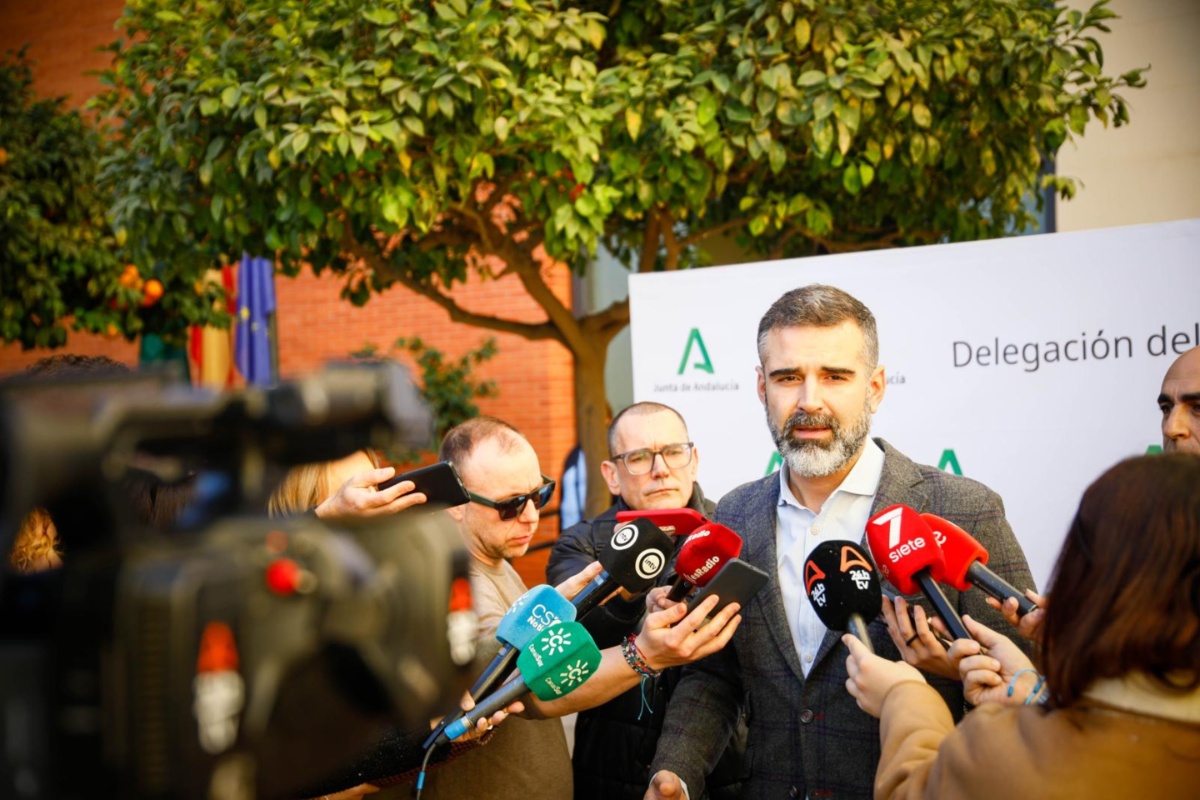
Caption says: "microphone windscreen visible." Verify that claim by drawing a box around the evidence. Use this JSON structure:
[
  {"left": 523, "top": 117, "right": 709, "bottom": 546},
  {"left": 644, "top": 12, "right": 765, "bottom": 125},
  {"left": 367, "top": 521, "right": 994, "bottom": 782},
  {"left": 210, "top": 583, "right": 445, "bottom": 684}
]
[
  {"left": 597, "top": 518, "right": 673, "bottom": 594},
  {"left": 615, "top": 508, "right": 708, "bottom": 537},
  {"left": 496, "top": 584, "right": 577, "bottom": 649},
  {"left": 920, "top": 513, "right": 988, "bottom": 592},
  {"left": 865, "top": 504, "right": 944, "bottom": 595},
  {"left": 514, "top": 621, "right": 603, "bottom": 701},
  {"left": 803, "top": 540, "right": 881, "bottom": 631},
  {"left": 675, "top": 523, "right": 744, "bottom": 587}
]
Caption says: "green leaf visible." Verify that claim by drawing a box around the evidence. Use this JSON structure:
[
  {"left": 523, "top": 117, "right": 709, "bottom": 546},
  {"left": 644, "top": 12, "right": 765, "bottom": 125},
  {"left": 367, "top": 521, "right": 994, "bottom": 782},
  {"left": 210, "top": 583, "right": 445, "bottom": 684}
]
[
  {"left": 697, "top": 95, "right": 718, "bottom": 126},
  {"left": 842, "top": 163, "right": 862, "bottom": 195},
  {"left": 221, "top": 86, "right": 238, "bottom": 109},
  {"left": 813, "top": 93, "right": 835, "bottom": 121},
  {"left": 798, "top": 70, "right": 826, "bottom": 87},
  {"left": 292, "top": 130, "right": 310, "bottom": 156},
  {"left": 362, "top": 8, "right": 398, "bottom": 25},
  {"left": 911, "top": 103, "right": 932, "bottom": 128},
  {"left": 494, "top": 116, "right": 510, "bottom": 142},
  {"left": 794, "top": 18, "right": 812, "bottom": 50},
  {"left": 402, "top": 116, "right": 426, "bottom": 137},
  {"left": 200, "top": 97, "right": 220, "bottom": 116},
  {"left": 625, "top": 107, "right": 642, "bottom": 141},
  {"left": 331, "top": 106, "right": 350, "bottom": 126}
]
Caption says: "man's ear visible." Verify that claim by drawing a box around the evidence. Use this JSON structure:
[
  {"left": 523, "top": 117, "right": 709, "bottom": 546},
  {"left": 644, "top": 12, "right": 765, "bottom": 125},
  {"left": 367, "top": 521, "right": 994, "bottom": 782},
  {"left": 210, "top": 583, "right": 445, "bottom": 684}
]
[
  {"left": 868, "top": 364, "right": 886, "bottom": 413},
  {"left": 445, "top": 504, "right": 465, "bottom": 525},
  {"left": 600, "top": 459, "right": 622, "bottom": 496},
  {"left": 756, "top": 365, "right": 767, "bottom": 407}
]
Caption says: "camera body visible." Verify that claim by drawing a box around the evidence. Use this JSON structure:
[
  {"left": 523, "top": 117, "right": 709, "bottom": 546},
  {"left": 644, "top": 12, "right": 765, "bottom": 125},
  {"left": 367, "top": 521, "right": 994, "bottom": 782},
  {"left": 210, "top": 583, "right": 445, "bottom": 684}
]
[{"left": 0, "top": 363, "right": 478, "bottom": 799}]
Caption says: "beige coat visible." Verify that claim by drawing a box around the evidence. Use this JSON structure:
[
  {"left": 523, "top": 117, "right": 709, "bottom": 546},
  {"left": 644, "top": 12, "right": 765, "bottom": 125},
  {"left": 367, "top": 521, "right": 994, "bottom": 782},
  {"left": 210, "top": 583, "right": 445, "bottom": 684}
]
[{"left": 876, "top": 677, "right": 1200, "bottom": 800}]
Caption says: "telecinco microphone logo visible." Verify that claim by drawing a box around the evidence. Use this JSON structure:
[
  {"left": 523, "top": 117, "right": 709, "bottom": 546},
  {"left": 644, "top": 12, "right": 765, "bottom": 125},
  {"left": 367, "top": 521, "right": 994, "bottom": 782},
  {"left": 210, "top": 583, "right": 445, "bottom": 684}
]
[
  {"left": 635, "top": 549, "right": 666, "bottom": 580},
  {"left": 611, "top": 522, "right": 639, "bottom": 550}
]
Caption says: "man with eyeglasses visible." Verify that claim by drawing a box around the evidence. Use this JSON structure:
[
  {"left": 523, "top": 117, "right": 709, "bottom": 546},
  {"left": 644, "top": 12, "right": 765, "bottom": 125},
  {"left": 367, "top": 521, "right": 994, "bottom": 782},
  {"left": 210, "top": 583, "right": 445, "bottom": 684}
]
[{"left": 546, "top": 402, "right": 747, "bottom": 800}]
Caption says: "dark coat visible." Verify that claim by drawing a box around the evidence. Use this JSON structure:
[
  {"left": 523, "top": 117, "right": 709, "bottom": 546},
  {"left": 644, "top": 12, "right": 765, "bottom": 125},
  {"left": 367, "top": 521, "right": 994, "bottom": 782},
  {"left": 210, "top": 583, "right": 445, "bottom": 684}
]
[
  {"left": 547, "top": 485, "right": 747, "bottom": 800},
  {"left": 650, "top": 440, "right": 1037, "bottom": 800}
]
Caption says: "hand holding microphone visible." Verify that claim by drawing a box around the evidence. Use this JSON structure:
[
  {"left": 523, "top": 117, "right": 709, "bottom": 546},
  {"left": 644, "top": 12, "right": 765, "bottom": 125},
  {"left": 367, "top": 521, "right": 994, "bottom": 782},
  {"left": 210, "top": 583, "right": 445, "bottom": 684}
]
[
  {"left": 434, "top": 620, "right": 602, "bottom": 745},
  {"left": 424, "top": 583, "right": 576, "bottom": 749},
  {"left": 572, "top": 518, "right": 673, "bottom": 619},
  {"left": 866, "top": 505, "right": 971, "bottom": 641},
  {"left": 665, "top": 522, "right": 744, "bottom": 602},
  {"left": 920, "top": 513, "right": 1038, "bottom": 616},
  {"left": 803, "top": 540, "right": 881, "bottom": 653}
]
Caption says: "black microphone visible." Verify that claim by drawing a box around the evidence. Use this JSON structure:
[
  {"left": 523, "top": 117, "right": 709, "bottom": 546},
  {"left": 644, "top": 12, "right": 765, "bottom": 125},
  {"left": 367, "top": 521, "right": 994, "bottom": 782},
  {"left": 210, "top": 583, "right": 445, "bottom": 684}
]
[
  {"left": 803, "top": 540, "right": 881, "bottom": 653},
  {"left": 571, "top": 518, "right": 673, "bottom": 619}
]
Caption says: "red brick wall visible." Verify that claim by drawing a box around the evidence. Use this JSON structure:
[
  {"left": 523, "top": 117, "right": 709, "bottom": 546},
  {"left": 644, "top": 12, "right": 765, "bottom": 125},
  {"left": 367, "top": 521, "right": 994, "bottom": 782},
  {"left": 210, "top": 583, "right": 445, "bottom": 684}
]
[{"left": 0, "top": 0, "right": 577, "bottom": 587}]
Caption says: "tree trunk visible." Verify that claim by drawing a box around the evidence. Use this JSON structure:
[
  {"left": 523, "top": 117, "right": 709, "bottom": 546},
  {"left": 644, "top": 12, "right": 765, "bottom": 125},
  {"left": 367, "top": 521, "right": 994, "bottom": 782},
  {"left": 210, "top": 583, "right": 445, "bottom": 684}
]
[{"left": 572, "top": 341, "right": 612, "bottom": 519}]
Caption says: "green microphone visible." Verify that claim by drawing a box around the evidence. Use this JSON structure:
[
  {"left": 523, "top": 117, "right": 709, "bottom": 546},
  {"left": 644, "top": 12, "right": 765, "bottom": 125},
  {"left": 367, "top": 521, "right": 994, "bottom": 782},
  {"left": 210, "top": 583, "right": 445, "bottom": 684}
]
[{"left": 436, "top": 620, "right": 602, "bottom": 744}]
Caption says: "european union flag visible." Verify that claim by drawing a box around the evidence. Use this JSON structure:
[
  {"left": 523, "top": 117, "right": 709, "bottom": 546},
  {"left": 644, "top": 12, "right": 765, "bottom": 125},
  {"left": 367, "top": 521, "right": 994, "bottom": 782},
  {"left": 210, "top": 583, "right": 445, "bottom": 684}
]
[{"left": 234, "top": 253, "right": 277, "bottom": 385}]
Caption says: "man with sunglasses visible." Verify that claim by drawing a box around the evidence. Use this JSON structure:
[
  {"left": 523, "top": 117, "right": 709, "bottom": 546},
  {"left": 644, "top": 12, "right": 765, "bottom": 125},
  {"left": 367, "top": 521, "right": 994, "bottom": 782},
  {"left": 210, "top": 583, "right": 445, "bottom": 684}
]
[
  {"left": 419, "top": 414, "right": 740, "bottom": 800},
  {"left": 547, "top": 402, "right": 746, "bottom": 800}
]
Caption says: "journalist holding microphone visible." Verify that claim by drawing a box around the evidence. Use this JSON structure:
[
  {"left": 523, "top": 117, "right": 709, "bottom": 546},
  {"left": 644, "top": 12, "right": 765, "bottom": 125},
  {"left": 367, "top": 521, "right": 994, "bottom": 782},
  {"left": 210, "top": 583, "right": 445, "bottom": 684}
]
[{"left": 844, "top": 453, "right": 1200, "bottom": 798}]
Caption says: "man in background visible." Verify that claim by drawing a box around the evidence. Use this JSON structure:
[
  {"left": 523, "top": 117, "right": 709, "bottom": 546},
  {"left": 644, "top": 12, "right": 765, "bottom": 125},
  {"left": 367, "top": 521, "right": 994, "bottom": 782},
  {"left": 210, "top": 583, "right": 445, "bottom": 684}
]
[
  {"left": 548, "top": 402, "right": 745, "bottom": 800},
  {"left": 1159, "top": 345, "right": 1200, "bottom": 454}
]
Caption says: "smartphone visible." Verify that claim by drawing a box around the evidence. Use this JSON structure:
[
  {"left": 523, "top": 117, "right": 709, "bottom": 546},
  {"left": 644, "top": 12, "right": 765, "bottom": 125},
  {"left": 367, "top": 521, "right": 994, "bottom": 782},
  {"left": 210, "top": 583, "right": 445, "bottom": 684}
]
[
  {"left": 686, "top": 558, "right": 770, "bottom": 618},
  {"left": 615, "top": 508, "right": 707, "bottom": 537},
  {"left": 377, "top": 461, "right": 470, "bottom": 508}
]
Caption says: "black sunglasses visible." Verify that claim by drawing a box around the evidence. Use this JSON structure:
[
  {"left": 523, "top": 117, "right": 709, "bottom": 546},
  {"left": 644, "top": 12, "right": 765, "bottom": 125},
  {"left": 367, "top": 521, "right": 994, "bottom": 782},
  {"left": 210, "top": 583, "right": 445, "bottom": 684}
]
[{"left": 467, "top": 475, "right": 556, "bottom": 521}]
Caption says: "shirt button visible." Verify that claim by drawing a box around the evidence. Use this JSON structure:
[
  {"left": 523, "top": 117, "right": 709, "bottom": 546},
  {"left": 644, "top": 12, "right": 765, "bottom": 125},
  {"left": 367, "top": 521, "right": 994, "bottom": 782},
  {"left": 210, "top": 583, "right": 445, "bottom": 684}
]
[
  {"left": 811, "top": 525, "right": 821, "bottom": 534},
  {"left": 804, "top": 653, "right": 813, "bottom": 664},
  {"left": 800, "top": 708, "right": 814, "bottom": 724}
]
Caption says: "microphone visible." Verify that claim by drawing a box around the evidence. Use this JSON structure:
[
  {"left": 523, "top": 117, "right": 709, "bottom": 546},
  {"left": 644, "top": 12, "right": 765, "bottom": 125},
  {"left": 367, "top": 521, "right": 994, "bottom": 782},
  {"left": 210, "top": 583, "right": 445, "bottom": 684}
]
[
  {"left": 435, "top": 621, "right": 602, "bottom": 745},
  {"left": 920, "top": 513, "right": 1038, "bottom": 617},
  {"left": 572, "top": 518, "right": 674, "bottom": 619},
  {"left": 615, "top": 507, "right": 708, "bottom": 537},
  {"left": 803, "top": 540, "right": 880, "bottom": 654},
  {"left": 865, "top": 505, "right": 971, "bottom": 641},
  {"left": 665, "top": 522, "right": 744, "bottom": 602},
  {"left": 423, "top": 584, "right": 574, "bottom": 749}
]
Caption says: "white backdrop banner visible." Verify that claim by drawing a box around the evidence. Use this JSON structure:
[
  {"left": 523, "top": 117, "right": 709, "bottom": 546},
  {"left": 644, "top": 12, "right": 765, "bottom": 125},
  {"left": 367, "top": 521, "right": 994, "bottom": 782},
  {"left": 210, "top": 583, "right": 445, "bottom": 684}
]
[{"left": 629, "top": 219, "right": 1200, "bottom": 587}]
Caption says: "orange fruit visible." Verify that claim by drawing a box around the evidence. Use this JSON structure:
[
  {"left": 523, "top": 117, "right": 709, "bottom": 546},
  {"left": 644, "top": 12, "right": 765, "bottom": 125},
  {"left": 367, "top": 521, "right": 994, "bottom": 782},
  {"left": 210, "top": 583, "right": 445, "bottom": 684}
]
[{"left": 141, "top": 278, "right": 164, "bottom": 307}]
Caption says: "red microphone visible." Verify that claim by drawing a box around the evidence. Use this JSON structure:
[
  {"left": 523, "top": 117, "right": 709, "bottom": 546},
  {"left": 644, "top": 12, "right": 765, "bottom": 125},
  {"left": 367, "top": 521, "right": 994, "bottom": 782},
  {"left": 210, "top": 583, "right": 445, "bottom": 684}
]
[
  {"left": 665, "top": 522, "right": 744, "bottom": 602},
  {"left": 865, "top": 505, "right": 971, "bottom": 641},
  {"left": 921, "top": 513, "right": 1038, "bottom": 617}
]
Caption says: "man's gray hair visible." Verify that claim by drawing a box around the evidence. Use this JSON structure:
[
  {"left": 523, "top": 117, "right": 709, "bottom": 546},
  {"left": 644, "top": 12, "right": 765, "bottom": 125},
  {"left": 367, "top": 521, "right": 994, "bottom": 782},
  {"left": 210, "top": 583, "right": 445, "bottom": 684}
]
[{"left": 756, "top": 284, "right": 879, "bottom": 368}]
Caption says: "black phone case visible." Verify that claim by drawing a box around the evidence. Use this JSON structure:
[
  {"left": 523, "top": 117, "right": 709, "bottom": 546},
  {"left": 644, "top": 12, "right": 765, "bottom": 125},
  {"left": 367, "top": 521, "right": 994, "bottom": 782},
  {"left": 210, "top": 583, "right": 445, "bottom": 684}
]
[
  {"left": 378, "top": 461, "right": 470, "bottom": 508},
  {"left": 686, "top": 557, "right": 770, "bottom": 617}
]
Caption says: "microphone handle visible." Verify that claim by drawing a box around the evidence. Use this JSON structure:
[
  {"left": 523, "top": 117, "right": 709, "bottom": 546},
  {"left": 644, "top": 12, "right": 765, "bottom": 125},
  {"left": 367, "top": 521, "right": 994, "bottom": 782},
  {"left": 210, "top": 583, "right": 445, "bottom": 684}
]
[
  {"left": 437, "top": 675, "right": 529, "bottom": 745},
  {"left": 915, "top": 570, "right": 971, "bottom": 641},
  {"left": 468, "top": 645, "right": 518, "bottom": 698},
  {"left": 665, "top": 576, "right": 693, "bottom": 603},
  {"left": 847, "top": 613, "right": 874, "bottom": 655},
  {"left": 966, "top": 562, "right": 1038, "bottom": 616},
  {"left": 423, "top": 643, "right": 518, "bottom": 749},
  {"left": 572, "top": 572, "right": 617, "bottom": 620}
]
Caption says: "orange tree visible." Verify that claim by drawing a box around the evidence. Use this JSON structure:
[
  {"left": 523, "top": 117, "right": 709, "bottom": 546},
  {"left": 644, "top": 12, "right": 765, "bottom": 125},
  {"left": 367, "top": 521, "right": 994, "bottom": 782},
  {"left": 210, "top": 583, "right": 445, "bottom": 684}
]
[
  {"left": 0, "top": 49, "right": 223, "bottom": 349},
  {"left": 96, "top": 0, "right": 1143, "bottom": 514}
]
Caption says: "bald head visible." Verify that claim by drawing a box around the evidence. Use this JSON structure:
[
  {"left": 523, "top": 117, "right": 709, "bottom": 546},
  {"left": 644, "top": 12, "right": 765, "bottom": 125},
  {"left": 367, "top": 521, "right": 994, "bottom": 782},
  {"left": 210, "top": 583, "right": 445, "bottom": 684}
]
[{"left": 1159, "top": 346, "right": 1200, "bottom": 454}]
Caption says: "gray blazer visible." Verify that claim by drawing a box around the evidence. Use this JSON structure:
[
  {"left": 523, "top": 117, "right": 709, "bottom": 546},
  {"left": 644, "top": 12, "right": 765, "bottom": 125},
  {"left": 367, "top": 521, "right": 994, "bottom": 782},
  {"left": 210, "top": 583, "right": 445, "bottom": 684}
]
[{"left": 650, "top": 439, "right": 1036, "bottom": 800}]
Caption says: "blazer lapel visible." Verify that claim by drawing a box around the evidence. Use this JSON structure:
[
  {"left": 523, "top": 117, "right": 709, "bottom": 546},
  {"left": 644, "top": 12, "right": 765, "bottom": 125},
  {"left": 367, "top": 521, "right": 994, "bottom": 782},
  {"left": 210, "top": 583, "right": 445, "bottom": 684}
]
[{"left": 741, "top": 477, "right": 810, "bottom": 686}]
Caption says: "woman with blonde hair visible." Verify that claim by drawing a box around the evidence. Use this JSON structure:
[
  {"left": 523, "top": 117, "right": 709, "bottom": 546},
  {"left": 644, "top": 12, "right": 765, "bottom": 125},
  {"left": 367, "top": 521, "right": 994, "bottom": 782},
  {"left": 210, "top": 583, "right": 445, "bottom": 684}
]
[{"left": 269, "top": 449, "right": 428, "bottom": 520}]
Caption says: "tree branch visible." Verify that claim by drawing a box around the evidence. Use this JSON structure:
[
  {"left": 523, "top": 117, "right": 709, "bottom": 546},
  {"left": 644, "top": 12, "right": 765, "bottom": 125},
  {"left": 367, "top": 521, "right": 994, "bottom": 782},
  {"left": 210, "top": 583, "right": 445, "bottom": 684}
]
[
  {"left": 341, "top": 225, "right": 561, "bottom": 342},
  {"left": 679, "top": 216, "right": 749, "bottom": 249}
]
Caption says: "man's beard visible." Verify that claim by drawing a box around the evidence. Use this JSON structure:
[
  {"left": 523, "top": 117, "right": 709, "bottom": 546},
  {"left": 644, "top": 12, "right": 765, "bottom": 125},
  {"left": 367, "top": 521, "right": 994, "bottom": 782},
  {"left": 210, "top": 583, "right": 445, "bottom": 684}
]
[{"left": 768, "top": 398, "right": 873, "bottom": 478}]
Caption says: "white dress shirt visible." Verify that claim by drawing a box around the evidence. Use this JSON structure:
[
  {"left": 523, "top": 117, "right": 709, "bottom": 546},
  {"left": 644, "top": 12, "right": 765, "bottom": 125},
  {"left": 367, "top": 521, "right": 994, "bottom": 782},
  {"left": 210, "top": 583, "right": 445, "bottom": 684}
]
[{"left": 775, "top": 439, "right": 885, "bottom": 676}]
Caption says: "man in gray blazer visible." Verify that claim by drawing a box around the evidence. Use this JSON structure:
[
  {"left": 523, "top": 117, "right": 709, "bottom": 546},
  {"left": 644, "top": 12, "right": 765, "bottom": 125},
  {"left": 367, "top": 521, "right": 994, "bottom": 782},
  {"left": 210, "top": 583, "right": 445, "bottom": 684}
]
[{"left": 647, "top": 285, "right": 1035, "bottom": 800}]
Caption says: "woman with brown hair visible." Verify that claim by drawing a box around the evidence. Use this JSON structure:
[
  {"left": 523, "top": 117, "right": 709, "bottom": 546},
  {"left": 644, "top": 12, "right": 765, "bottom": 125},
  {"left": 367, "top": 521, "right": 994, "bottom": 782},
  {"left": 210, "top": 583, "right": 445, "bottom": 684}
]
[{"left": 843, "top": 453, "right": 1200, "bottom": 799}]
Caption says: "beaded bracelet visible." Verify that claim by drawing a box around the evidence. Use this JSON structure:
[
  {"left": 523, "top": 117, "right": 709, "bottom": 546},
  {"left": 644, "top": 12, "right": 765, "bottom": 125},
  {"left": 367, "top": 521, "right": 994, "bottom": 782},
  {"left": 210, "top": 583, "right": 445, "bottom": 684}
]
[
  {"left": 1006, "top": 667, "right": 1039, "bottom": 699},
  {"left": 622, "top": 633, "right": 662, "bottom": 678}
]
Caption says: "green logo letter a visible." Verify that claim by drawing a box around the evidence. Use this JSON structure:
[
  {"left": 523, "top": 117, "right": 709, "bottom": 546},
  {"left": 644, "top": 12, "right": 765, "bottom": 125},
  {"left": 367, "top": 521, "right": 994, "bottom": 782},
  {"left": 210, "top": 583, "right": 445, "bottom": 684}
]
[
  {"left": 937, "top": 449, "right": 963, "bottom": 476},
  {"left": 677, "top": 328, "right": 714, "bottom": 375}
]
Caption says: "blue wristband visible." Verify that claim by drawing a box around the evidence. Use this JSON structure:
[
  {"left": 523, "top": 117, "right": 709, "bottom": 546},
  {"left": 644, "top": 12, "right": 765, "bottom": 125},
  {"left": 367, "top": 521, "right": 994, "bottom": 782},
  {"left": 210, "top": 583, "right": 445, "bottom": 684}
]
[{"left": 1006, "top": 668, "right": 1039, "bottom": 699}]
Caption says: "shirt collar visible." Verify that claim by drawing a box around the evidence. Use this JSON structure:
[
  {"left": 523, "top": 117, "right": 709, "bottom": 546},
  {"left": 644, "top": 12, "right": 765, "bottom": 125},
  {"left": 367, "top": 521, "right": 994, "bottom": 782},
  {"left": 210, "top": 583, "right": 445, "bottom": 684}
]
[{"left": 777, "top": 437, "right": 886, "bottom": 509}]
